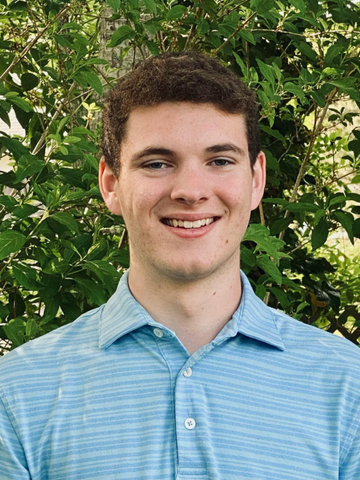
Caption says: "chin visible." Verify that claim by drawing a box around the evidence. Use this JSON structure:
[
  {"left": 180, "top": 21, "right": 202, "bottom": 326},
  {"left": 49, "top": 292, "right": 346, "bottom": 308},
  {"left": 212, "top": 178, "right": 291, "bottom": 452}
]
[{"left": 159, "top": 260, "right": 225, "bottom": 283}]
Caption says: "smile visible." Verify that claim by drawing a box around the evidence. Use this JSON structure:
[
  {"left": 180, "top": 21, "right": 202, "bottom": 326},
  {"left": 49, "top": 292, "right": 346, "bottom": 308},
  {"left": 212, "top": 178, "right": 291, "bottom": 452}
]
[{"left": 162, "top": 217, "right": 216, "bottom": 229}]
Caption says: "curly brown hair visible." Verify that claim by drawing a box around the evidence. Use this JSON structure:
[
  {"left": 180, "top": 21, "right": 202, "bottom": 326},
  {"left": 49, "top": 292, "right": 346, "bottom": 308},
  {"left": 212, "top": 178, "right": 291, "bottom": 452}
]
[{"left": 102, "top": 51, "right": 260, "bottom": 175}]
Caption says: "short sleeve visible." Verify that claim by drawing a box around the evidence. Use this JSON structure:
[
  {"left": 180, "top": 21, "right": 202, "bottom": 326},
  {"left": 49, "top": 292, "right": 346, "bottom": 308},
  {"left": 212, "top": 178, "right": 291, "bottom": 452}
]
[
  {"left": 340, "top": 409, "right": 360, "bottom": 480},
  {"left": 0, "top": 392, "right": 31, "bottom": 480}
]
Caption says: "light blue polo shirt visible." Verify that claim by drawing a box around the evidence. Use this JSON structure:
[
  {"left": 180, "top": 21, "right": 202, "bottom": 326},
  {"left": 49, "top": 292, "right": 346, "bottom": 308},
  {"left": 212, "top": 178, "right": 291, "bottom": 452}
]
[{"left": 1, "top": 270, "right": 360, "bottom": 480}]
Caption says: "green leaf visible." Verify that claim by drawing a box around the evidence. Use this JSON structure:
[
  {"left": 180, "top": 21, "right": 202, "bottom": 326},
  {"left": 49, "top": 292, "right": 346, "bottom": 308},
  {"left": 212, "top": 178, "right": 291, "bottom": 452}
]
[
  {"left": 53, "top": 33, "right": 74, "bottom": 49},
  {"left": 5, "top": 93, "right": 33, "bottom": 112},
  {"left": 0, "top": 303, "right": 10, "bottom": 321},
  {"left": 311, "top": 219, "right": 329, "bottom": 250},
  {"left": 25, "top": 318, "right": 39, "bottom": 339},
  {"left": 256, "top": 59, "right": 275, "bottom": 86},
  {"left": 0, "top": 195, "right": 17, "bottom": 207},
  {"left": 289, "top": 0, "right": 306, "bottom": 13},
  {"left": 324, "top": 44, "right": 345, "bottom": 67},
  {"left": 197, "top": 19, "right": 210, "bottom": 36},
  {"left": 351, "top": 173, "right": 360, "bottom": 183},
  {"left": 12, "top": 204, "right": 38, "bottom": 219},
  {"left": 353, "top": 218, "right": 360, "bottom": 238},
  {"left": 50, "top": 212, "right": 79, "bottom": 234},
  {"left": 263, "top": 150, "right": 280, "bottom": 173},
  {"left": 143, "top": 0, "right": 157, "bottom": 13},
  {"left": 329, "top": 195, "right": 347, "bottom": 208},
  {"left": 0, "top": 137, "right": 28, "bottom": 160},
  {"left": 59, "top": 146, "right": 68, "bottom": 155},
  {"left": 310, "top": 90, "right": 326, "bottom": 108},
  {"left": 0, "top": 105, "right": 10, "bottom": 127},
  {"left": 314, "top": 208, "right": 326, "bottom": 226},
  {"left": 145, "top": 40, "right": 160, "bottom": 56},
  {"left": 59, "top": 22, "right": 82, "bottom": 31},
  {"left": 285, "top": 202, "right": 319, "bottom": 213},
  {"left": 21, "top": 73, "right": 39, "bottom": 91},
  {"left": 333, "top": 210, "right": 354, "bottom": 244},
  {"left": 270, "top": 218, "right": 292, "bottom": 235},
  {"left": 260, "top": 126, "right": 286, "bottom": 143},
  {"left": 16, "top": 154, "right": 45, "bottom": 181},
  {"left": 250, "top": 0, "right": 274, "bottom": 15},
  {"left": 106, "top": 0, "right": 120, "bottom": 10},
  {"left": 108, "top": 25, "right": 136, "bottom": 47},
  {"left": 74, "top": 277, "right": 107, "bottom": 306},
  {"left": 233, "top": 52, "right": 247, "bottom": 77},
  {"left": 269, "top": 286, "right": 290, "bottom": 309},
  {"left": 239, "top": 30, "right": 256, "bottom": 45},
  {"left": 243, "top": 224, "right": 286, "bottom": 262},
  {"left": 85, "top": 58, "right": 109, "bottom": 66},
  {"left": 240, "top": 244, "right": 256, "bottom": 267},
  {"left": 71, "top": 127, "right": 96, "bottom": 138},
  {"left": 40, "top": 296, "right": 60, "bottom": 325},
  {"left": 262, "top": 198, "right": 288, "bottom": 206},
  {"left": 0, "top": 231, "right": 26, "bottom": 260},
  {"left": 86, "top": 260, "right": 120, "bottom": 284},
  {"left": 296, "top": 41, "right": 317, "bottom": 62},
  {"left": 256, "top": 255, "right": 282, "bottom": 286},
  {"left": 255, "top": 283, "right": 266, "bottom": 300},
  {"left": 13, "top": 262, "right": 42, "bottom": 290},
  {"left": 78, "top": 70, "right": 103, "bottom": 96},
  {"left": 3, "top": 318, "right": 26, "bottom": 348},
  {"left": 284, "top": 82, "right": 304, "bottom": 100},
  {"left": 349, "top": 140, "right": 360, "bottom": 159},
  {"left": 70, "top": 33, "right": 89, "bottom": 46},
  {"left": 84, "top": 154, "right": 99, "bottom": 170},
  {"left": 63, "top": 135, "right": 81, "bottom": 144},
  {"left": 166, "top": 5, "right": 187, "bottom": 20}
]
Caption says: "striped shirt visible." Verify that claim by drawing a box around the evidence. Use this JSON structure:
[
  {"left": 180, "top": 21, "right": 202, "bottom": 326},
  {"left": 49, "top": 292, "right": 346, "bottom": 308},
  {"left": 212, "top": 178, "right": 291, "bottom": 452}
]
[{"left": 1, "top": 270, "right": 360, "bottom": 480}]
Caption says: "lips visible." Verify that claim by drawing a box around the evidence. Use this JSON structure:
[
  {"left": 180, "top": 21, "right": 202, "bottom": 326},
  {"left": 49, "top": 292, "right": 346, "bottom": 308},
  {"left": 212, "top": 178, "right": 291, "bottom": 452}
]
[{"left": 162, "top": 216, "right": 219, "bottom": 229}]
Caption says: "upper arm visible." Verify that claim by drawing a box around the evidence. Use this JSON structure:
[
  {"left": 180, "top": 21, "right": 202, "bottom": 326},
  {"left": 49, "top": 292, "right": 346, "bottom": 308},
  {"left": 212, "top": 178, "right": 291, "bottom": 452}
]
[
  {"left": 339, "top": 408, "right": 360, "bottom": 480},
  {"left": 0, "top": 393, "right": 31, "bottom": 480}
]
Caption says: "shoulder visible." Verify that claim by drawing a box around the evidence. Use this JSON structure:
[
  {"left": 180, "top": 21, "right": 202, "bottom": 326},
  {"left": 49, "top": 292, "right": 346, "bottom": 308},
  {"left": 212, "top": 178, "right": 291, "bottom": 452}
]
[
  {"left": 272, "top": 306, "right": 360, "bottom": 361},
  {"left": 0, "top": 305, "right": 103, "bottom": 382}
]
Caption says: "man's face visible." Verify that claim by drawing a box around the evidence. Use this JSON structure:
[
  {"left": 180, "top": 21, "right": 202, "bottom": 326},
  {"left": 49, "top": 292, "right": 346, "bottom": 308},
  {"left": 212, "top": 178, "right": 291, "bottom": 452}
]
[{"left": 100, "top": 102, "right": 265, "bottom": 282}]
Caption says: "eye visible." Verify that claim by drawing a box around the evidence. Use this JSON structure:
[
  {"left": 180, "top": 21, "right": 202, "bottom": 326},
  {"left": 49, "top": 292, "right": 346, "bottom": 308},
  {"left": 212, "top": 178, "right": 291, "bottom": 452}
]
[
  {"left": 211, "top": 158, "right": 234, "bottom": 167},
  {"left": 143, "top": 161, "right": 169, "bottom": 169}
]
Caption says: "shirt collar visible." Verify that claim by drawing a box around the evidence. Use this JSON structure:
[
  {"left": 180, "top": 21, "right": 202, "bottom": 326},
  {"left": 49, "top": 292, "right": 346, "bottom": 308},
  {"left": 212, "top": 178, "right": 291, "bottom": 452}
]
[
  {"left": 99, "top": 270, "right": 285, "bottom": 351},
  {"left": 236, "top": 271, "right": 285, "bottom": 351}
]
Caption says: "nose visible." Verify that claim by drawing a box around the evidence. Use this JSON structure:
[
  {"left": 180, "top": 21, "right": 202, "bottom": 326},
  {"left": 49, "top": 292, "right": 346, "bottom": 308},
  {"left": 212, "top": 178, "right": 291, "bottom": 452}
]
[{"left": 170, "top": 163, "right": 210, "bottom": 205}]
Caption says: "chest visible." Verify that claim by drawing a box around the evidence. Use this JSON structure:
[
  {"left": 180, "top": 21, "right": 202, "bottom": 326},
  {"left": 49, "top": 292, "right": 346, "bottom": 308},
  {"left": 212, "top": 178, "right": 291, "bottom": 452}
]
[{"left": 21, "top": 337, "right": 342, "bottom": 480}]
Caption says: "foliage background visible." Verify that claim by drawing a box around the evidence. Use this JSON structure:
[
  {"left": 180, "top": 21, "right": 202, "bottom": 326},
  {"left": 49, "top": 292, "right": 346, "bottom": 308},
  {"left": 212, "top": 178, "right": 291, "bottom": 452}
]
[{"left": 1, "top": 0, "right": 360, "bottom": 354}]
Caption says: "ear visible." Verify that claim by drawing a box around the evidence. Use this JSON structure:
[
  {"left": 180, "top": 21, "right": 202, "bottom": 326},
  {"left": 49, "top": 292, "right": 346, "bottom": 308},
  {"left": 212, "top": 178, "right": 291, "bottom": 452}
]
[
  {"left": 98, "top": 157, "right": 123, "bottom": 215},
  {"left": 250, "top": 151, "right": 266, "bottom": 211}
]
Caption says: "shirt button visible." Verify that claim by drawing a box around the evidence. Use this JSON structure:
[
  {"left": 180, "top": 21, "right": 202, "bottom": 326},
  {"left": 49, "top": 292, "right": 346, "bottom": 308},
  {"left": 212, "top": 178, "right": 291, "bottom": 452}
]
[
  {"left": 184, "top": 418, "right": 196, "bottom": 430},
  {"left": 183, "top": 367, "right": 192, "bottom": 377},
  {"left": 153, "top": 328, "right": 163, "bottom": 338}
]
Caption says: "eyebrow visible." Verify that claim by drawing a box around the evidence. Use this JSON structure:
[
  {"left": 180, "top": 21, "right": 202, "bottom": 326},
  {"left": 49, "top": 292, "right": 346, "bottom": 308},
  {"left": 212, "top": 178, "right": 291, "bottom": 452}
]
[
  {"left": 205, "top": 143, "right": 246, "bottom": 157},
  {"left": 132, "top": 143, "right": 246, "bottom": 161}
]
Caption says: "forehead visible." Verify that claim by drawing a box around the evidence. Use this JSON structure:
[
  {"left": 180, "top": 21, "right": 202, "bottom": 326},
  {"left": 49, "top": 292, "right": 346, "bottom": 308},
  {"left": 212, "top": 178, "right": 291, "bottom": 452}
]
[{"left": 122, "top": 102, "right": 248, "bottom": 154}]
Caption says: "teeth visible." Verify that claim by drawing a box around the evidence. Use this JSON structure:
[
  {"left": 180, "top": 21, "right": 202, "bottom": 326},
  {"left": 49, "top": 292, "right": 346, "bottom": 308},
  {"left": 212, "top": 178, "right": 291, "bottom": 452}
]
[{"left": 165, "top": 217, "right": 215, "bottom": 228}]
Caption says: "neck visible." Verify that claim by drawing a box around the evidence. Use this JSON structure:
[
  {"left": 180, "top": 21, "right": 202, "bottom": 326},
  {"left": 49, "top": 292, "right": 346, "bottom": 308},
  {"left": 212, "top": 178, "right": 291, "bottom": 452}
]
[{"left": 127, "top": 263, "right": 242, "bottom": 355}]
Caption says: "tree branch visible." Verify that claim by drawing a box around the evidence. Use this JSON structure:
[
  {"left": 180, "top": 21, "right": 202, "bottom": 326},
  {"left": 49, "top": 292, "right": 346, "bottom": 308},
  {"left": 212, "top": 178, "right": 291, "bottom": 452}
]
[
  {"left": 214, "top": 11, "right": 256, "bottom": 55},
  {"left": 279, "top": 87, "right": 338, "bottom": 241},
  {"left": 0, "top": 4, "right": 71, "bottom": 82}
]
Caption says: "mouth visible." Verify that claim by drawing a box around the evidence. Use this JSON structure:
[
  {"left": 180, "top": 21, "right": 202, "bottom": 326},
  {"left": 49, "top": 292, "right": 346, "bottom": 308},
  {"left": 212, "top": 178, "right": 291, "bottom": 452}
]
[{"left": 161, "top": 217, "right": 220, "bottom": 229}]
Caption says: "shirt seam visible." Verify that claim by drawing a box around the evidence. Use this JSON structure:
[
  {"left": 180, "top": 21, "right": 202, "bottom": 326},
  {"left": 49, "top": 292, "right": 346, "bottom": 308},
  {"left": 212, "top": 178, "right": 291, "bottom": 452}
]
[{"left": 339, "top": 401, "right": 360, "bottom": 467}]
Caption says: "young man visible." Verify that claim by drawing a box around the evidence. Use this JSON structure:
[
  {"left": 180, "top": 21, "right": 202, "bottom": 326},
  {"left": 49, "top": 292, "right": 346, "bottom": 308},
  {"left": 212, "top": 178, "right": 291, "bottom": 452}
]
[{"left": 1, "top": 52, "right": 360, "bottom": 480}]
